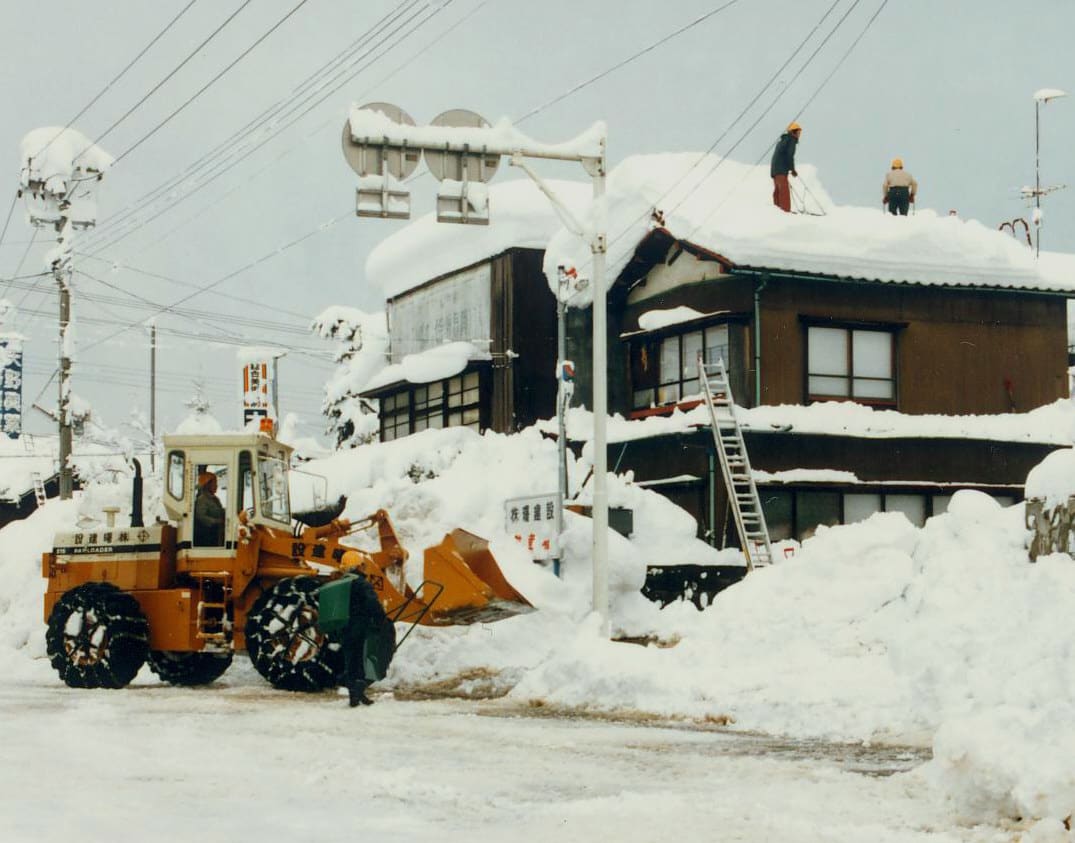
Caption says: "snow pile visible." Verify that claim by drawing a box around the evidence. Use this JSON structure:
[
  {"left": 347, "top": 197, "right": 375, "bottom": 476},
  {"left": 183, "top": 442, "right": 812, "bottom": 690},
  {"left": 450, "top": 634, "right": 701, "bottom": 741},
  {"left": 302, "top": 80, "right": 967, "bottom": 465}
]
[
  {"left": 1025, "top": 447, "right": 1075, "bottom": 507},
  {"left": 550, "top": 396, "right": 1075, "bottom": 447},
  {"left": 366, "top": 178, "right": 591, "bottom": 299},
  {"left": 541, "top": 152, "right": 1059, "bottom": 304},
  {"left": 3, "top": 424, "right": 1075, "bottom": 827}
]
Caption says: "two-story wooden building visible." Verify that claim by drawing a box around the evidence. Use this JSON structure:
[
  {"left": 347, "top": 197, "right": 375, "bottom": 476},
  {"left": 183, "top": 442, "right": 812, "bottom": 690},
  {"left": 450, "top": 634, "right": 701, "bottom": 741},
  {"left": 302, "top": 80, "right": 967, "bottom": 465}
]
[{"left": 359, "top": 157, "right": 1075, "bottom": 547}]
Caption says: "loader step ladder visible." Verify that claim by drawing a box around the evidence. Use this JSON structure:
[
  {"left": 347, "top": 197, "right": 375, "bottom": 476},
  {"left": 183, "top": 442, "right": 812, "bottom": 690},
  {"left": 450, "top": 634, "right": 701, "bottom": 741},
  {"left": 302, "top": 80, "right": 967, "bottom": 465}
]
[
  {"left": 30, "top": 472, "right": 47, "bottom": 508},
  {"left": 699, "top": 353, "right": 773, "bottom": 570},
  {"left": 194, "top": 573, "right": 232, "bottom": 646}
]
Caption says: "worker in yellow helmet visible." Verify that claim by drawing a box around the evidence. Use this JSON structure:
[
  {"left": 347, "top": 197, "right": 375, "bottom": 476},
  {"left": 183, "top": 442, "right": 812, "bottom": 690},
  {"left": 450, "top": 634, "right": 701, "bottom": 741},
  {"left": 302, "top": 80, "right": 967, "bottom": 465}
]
[
  {"left": 770, "top": 121, "right": 802, "bottom": 212},
  {"left": 883, "top": 157, "right": 918, "bottom": 216}
]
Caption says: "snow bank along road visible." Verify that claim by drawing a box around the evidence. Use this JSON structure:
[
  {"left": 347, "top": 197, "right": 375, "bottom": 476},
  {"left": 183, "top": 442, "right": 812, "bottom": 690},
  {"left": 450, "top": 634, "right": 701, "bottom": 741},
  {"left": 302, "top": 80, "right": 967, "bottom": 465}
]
[{"left": 0, "top": 662, "right": 1018, "bottom": 843}]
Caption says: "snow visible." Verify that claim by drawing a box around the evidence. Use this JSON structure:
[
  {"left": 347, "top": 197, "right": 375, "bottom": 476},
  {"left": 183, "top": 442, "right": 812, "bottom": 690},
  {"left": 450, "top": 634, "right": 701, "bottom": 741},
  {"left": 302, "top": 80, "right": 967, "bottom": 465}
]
[
  {"left": 1025, "top": 447, "right": 1075, "bottom": 507},
  {"left": 543, "top": 396, "right": 1075, "bottom": 448},
  {"left": 541, "top": 153, "right": 1069, "bottom": 307},
  {"left": 348, "top": 107, "right": 605, "bottom": 161},
  {"left": 362, "top": 341, "right": 487, "bottom": 392},
  {"left": 636, "top": 306, "right": 707, "bottom": 332},
  {"left": 366, "top": 177, "right": 591, "bottom": 299},
  {"left": 19, "top": 126, "right": 113, "bottom": 192},
  {"left": 1033, "top": 87, "right": 1068, "bottom": 102},
  {"left": 234, "top": 346, "right": 286, "bottom": 364},
  {"left": 4, "top": 419, "right": 1075, "bottom": 833}
]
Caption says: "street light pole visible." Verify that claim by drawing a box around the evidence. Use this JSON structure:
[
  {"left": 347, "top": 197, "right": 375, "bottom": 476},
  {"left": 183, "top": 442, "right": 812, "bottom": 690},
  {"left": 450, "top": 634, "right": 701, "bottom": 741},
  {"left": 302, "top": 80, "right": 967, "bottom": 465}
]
[{"left": 345, "top": 107, "right": 611, "bottom": 633}]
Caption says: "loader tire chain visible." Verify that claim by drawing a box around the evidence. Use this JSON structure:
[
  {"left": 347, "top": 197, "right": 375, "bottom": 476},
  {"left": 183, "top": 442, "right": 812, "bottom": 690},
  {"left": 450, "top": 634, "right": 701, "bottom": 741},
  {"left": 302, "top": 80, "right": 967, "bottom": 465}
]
[
  {"left": 244, "top": 576, "right": 342, "bottom": 692},
  {"left": 148, "top": 650, "right": 233, "bottom": 686},
  {"left": 45, "top": 582, "right": 149, "bottom": 689}
]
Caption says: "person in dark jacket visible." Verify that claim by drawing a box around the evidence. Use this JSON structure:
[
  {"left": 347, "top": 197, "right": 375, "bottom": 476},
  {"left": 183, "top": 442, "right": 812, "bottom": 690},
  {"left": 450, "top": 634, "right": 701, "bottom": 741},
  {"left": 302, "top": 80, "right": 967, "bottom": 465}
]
[
  {"left": 193, "top": 472, "right": 225, "bottom": 546},
  {"left": 770, "top": 122, "right": 801, "bottom": 212},
  {"left": 339, "top": 573, "right": 396, "bottom": 707}
]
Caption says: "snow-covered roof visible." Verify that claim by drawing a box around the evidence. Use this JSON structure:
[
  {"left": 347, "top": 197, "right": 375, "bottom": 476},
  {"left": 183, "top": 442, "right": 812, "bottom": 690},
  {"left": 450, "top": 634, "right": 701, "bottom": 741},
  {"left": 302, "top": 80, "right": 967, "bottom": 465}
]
[
  {"left": 366, "top": 178, "right": 591, "bottom": 300},
  {"left": 362, "top": 341, "right": 489, "bottom": 393},
  {"left": 542, "top": 153, "right": 1075, "bottom": 303}
]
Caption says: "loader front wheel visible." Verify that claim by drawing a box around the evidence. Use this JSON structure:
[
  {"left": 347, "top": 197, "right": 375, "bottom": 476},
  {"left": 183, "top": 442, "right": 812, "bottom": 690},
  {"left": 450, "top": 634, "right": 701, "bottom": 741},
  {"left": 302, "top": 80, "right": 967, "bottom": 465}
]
[
  {"left": 244, "top": 577, "right": 342, "bottom": 692},
  {"left": 148, "top": 651, "right": 233, "bottom": 686},
  {"left": 46, "top": 582, "right": 149, "bottom": 689}
]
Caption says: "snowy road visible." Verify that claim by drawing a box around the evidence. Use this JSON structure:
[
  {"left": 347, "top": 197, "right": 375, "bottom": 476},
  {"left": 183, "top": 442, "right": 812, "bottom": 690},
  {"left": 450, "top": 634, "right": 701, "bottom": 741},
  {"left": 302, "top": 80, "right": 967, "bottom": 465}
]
[{"left": 0, "top": 661, "right": 1014, "bottom": 843}]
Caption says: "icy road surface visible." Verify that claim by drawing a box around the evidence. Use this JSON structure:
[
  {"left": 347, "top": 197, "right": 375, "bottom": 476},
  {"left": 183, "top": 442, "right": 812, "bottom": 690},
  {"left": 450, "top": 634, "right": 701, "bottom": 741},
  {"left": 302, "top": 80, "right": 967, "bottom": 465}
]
[{"left": 0, "top": 661, "right": 1017, "bottom": 843}]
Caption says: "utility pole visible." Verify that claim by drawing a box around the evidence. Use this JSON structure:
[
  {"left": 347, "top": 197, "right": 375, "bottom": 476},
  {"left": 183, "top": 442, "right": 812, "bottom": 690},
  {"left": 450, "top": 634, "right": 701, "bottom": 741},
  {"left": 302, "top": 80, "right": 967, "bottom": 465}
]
[
  {"left": 53, "top": 220, "right": 74, "bottom": 498},
  {"left": 149, "top": 321, "right": 157, "bottom": 471},
  {"left": 18, "top": 126, "right": 110, "bottom": 501}
]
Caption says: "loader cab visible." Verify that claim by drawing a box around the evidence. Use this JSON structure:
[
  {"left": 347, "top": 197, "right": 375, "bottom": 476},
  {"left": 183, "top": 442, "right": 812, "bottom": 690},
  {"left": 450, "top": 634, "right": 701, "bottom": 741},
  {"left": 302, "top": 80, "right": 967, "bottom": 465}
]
[{"left": 162, "top": 433, "right": 294, "bottom": 553}]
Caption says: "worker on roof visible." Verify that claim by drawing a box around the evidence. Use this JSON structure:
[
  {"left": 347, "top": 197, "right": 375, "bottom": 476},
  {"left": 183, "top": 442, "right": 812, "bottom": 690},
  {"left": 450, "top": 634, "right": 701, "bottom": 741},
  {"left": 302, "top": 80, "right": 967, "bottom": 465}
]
[
  {"left": 194, "top": 471, "right": 226, "bottom": 547},
  {"left": 883, "top": 158, "right": 918, "bottom": 216},
  {"left": 770, "top": 121, "right": 801, "bottom": 213}
]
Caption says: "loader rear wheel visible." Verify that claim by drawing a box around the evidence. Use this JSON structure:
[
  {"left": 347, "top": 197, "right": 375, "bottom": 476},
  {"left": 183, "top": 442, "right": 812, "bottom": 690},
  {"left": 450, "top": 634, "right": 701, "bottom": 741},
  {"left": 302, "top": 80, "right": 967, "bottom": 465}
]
[
  {"left": 148, "top": 651, "right": 233, "bottom": 686},
  {"left": 244, "top": 577, "right": 342, "bottom": 692},
  {"left": 45, "top": 582, "right": 149, "bottom": 689}
]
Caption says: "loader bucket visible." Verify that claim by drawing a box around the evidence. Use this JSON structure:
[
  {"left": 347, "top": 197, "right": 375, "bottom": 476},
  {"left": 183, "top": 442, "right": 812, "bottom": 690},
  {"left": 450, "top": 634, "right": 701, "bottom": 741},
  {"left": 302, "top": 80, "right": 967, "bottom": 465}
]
[{"left": 421, "top": 529, "right": 534, "bottom": 626}]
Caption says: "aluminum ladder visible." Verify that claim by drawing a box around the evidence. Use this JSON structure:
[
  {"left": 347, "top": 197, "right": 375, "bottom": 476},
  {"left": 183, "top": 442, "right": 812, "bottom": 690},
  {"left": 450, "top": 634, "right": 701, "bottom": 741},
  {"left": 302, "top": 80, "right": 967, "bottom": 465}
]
[
  {"left": 30, "top": 472, "right": 47, "bottom": 508},
  {"left": 698, "top": 353, "right": 773, "bottom": 570}
]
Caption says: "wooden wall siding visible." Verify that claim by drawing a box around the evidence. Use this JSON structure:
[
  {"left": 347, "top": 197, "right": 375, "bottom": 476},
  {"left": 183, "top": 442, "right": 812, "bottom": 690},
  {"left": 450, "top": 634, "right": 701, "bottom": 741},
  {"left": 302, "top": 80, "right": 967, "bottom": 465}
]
[
  {"left": 509, "top": 249, "right": 559, "bottom": 429},
  {"left": 607, "top": 429, "right": 1059, "bottom": 540},
  {"left": 757, "top": 277, "right": 1069, "bottom": 414},
  {"left": 621, "top": 276, "right": 756, "bottom": 333}
]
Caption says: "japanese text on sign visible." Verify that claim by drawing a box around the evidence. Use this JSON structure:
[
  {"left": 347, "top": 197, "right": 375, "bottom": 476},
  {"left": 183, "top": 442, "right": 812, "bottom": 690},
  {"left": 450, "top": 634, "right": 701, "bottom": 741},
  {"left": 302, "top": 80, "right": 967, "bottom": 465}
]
[{"left": 504, "top": 492, "right": 559, "bottom": 562}]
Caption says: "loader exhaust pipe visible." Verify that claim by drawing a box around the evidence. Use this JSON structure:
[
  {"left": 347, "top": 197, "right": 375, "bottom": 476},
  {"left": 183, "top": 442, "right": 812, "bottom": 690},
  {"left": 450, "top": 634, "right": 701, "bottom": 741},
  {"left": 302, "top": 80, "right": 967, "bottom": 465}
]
[{"left": 130, "top": 458, "right": 144, "bottom": 528}]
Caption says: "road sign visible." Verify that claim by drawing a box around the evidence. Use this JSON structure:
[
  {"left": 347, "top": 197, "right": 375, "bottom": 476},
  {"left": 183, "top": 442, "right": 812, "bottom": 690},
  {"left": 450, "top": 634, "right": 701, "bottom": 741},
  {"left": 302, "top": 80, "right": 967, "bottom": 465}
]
[
  {"left": 424, "top": 109, "right": 501, "bottom": 183},
  {"left": 342, "top": 102, "right": 420, "bottom": 179}
]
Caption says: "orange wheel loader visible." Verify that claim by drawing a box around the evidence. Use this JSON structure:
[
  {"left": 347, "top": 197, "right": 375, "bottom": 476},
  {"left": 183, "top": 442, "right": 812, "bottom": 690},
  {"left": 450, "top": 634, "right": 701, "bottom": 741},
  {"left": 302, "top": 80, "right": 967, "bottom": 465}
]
[{"left": 41, "top": 432, "right": 532, "bottom": 691}]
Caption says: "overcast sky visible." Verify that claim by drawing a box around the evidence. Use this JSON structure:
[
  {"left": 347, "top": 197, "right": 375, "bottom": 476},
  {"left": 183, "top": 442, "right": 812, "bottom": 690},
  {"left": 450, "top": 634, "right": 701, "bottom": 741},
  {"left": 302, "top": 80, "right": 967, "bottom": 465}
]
[{"left": 0, "top": 0, "right": 1072, "bottom": 442}]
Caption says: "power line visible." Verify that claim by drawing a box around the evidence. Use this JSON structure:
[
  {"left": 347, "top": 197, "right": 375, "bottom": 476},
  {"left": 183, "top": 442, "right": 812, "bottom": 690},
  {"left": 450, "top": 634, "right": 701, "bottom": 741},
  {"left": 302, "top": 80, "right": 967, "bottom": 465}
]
[
  {"left": 74, "top": 253, "right": 316, "bottom": 321},
  {"left": 82, "top": 0, "right": 437, "bottom": 256},
  {"left": 31, "top": 1, "right": 200, "bottom": 161},
  {"left": 515, "top": 0, "right": 742, "bottom": 125},
  {"left": 81, "top": 1, "right": 254, "bottom": 154},
  {"left": 111, "top": 0, "right": 316, "bottom": 166},
  {"left": 686, "top": 0, "right": 889, "bottom": 237},
  {"left": 79, "top": 0, "right": 422, "bottom": 249}
]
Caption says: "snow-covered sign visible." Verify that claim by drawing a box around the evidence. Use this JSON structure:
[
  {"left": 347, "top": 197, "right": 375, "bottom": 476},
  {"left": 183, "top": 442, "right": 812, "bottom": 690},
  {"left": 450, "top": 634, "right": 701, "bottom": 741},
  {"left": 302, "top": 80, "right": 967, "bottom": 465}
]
[
  {"left": 504, "top": 492, "right": 559, "bottom": 561},
  {"left": 387, "top": 263, "right": 491, "bottom": 364},
  {"left": 0, "top": 338, "right": 23, "bottom": 439}
]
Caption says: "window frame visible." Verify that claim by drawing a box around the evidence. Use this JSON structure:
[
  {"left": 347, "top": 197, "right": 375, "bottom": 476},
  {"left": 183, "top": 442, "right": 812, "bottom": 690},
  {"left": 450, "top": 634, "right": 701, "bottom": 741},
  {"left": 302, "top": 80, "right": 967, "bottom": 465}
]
[
  {"left": 630, "top": 319, "right": 734, "bottom": 412},
  {"left": 378, "top": 369, "right": 484, "bottom": 441},
  {"left": 803, "top": 320, "right": 899, "bottom": 407}
]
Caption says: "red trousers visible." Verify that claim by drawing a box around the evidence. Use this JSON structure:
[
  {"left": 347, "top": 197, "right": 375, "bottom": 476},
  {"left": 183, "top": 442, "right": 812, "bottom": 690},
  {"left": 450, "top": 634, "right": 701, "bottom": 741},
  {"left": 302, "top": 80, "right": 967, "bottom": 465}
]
[{"left": 772, "top": 174, "right": 791, "bottom": 212}]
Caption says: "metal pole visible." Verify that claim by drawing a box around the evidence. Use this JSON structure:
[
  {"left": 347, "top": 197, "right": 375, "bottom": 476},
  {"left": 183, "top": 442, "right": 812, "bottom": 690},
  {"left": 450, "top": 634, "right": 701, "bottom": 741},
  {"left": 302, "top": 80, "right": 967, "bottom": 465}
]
[
  {"left": 57, "top": 264, "right": 73, "bottom": 500},
  {"left": 272, "top": 355, "right": 280, "bottom": 421},
  {"left": 555, "top": 268, "right": 568, "bottom": 578},
  {"left": 590, "top": 148, "right": 609, "bottom": 636},
  {"left": 1035, "top": 100, "right": 1041, "bottom": 257},
  {"left": 150, "top": 322, "right": 156, "bottom": 471}
]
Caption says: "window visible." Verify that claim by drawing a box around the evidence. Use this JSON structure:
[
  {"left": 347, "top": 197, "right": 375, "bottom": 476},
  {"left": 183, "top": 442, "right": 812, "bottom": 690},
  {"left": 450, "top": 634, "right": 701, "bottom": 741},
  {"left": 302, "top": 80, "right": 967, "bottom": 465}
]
[
  {"left": 167, "top": 451, "right": 185, "bottom": 499},
  {"left": 379, "top": 371, "right": 483, "bottom": 441},
  {"left": 843, "top": 493, "right": 882, "bottom": 524},
  {"left": 446, "top": 372, "right": 480, "bottom": 429},
  {"left": 381, "top": 392, "right": 410, "bottom": 441},
  {"left": 633, "top": 324, "right": 730, "bottom": 410},
  {"left": 257, "top": 455, "right": 290, "bottom": 524},
  {"left": 807, "top": 326, "right": 895, "bottom": 404},
  {"left": 886, "top": 494, "right": 926, "bottom": 527},
  {"left": 414, "top": 383, "right": 444, "bottom": 432},
  {"left": 238, "top": 451, "right": 254, "bottom": 514}
]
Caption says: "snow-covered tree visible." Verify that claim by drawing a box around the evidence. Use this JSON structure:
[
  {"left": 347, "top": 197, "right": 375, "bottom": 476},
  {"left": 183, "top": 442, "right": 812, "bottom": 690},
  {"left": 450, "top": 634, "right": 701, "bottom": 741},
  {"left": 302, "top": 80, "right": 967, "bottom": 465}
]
[{"left": 312, "top": 306, "right": 388, "bottom": 449}]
